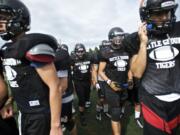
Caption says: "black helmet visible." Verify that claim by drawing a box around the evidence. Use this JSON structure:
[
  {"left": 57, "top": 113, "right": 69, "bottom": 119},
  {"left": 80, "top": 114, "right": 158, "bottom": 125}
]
[
  {"left": 108, "top": 27, "right": 125, "bottom": 49},
  {"left": 60, "top": 44, "right": 68, "bottom": 52},
  {"left": 140, "top": 0, "right": 178, "bottom": 34},
  {"left": 99, "top": 40, "right": 111, "bottom": 49},
  {"left": 101, "top": 40, "right": 111, "bottom": 46},
  {"left": 0, "top": 0, "right": 31, "bottom": 40},
  {"left": 74, "top": 43, "right": 86, "bottom": 59}
]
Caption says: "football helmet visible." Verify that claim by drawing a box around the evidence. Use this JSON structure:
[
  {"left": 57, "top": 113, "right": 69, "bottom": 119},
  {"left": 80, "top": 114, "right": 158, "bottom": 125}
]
[
  {"left": 0, "top": 0, "right": 30, "bottom": 40},
  {"left": 60, "top": 44, "right": 68, "bottom": 52},
  {"left": 74, "top": 43, "right": 86, "bottom": 59},
  {"left": 108, "top": 27, "right": 125, "bottom": 49},
  {"left": 140, "top": 0, "right": 178, "bottom": 34}
]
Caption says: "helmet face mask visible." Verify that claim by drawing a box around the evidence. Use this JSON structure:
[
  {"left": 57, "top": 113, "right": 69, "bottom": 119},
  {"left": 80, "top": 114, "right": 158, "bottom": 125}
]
[
  {"left": 76, "top": 49, "right": 85, "bottom": 59},
  {"left": 108, "top": 27, "right": 125, "bottom": 49},
  {"left": 140, "top": 0, "right": 178, "bottom": 35},
  {"left": 0, "top": 0, "right": 31, "bottom": 41},
  {"left": 112, "top": 35, "right": 124, "bottom": 45},
  {"left": 75, "top": 43, "right": 86, "bottom": 59}
]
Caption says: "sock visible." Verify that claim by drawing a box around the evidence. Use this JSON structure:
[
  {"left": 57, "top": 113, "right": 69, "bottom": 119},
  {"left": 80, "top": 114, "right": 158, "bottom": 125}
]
[
  {"left": 121, "top": 106, "right": 125, "bottom": 113},
  {"left": 135, "top": 111, "right": 141, "bottom": 119},
  {"left": 103, "top": 104, "right": 108, "bottom": 113},
  {"left": 96, "top": 104, "right": 103, "bottom": 113}
]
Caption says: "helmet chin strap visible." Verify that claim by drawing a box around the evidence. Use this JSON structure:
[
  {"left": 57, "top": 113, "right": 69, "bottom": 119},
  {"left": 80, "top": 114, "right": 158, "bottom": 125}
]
[{"left": 147, "top": 19, "right": 173, "bottom": 35}]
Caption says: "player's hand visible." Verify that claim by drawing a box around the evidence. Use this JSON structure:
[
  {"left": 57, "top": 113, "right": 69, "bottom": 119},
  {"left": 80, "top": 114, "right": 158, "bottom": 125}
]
[
  {"left": 128, "top": 79, "right": 134, "bottom": 90},
  {"left": 107, "top": 80, "right": 122, "bottom": 92},
  {"left": 0, "top": 103, "right": 13, "bottom": 119},
  {"left": 138, "top": 22, "right": 148, "bottom": 46}
]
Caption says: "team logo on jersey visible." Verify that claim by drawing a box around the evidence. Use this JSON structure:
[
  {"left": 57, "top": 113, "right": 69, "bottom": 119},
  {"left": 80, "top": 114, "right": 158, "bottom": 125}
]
[
  {"left": 2, "top": 58, "right": 21, "bottom": 66},
  {"left": 4, "top": 66, "right": 19, "bottom": 87},
  {"left": 78, "top": 64, "right": 89, "bottom": 73},
  {"left": 149, "top": 46, "right": 179, "bottom": 61},
  {"left": 114, "top": 59, "right": 127, "bottom": 71}
]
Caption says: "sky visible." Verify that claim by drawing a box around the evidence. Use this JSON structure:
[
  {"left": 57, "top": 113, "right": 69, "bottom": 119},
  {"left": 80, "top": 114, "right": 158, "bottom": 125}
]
[{"left": 1, "top": 0, "right": 180, "bottom": 51}]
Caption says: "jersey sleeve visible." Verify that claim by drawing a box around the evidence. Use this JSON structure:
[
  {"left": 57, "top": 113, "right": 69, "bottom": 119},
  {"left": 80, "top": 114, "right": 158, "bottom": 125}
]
[
  {"left": 54, "top": 48, "right": 70, "bottom": 71},
  {"left": 123, "top": 32, "right": 140, "bottom": 57},
  {"left": 99, "top": 48, "right": 108, "bottom": 62},
  {"left": 91, "top": 52, "right": 99, "bottom": 64}
]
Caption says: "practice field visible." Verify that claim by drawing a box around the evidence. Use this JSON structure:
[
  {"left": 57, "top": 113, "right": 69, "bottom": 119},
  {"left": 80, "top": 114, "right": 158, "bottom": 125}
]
[
  {"left": 64, "top": 89, "right": 180, "bottom": 135},
  {"left": 65, "top": 89, "right": 143, "bottom": 135}
]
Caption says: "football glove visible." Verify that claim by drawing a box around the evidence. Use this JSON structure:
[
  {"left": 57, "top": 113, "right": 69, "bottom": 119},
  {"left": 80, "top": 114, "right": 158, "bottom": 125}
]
[
  {"left": 128, "top": 79, "right": 134, "bottom": 90},
  {"left": 107, "top": 80, "right": 122, "bottom": 92}
]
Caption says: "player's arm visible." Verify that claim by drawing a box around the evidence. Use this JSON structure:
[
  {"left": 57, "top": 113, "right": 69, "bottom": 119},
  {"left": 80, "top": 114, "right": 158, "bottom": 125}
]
[
  {"left": 127, "top": 70, "right": 134, "bottom": 90},
  {"left": 57, "top": 70, "right": 68, "bottom": 92},
  {"left": 99, "top": 61, "right": 123, "bottom": 91},
  {"left": 36, "top": 63, "right": 62, "bottom": 127},
  {"left": 98, "top": 62, "right": 108, "bottom": 82},
  {"left": 130, "top": 23, "right": 148, "bottom": 78},
  {"left": 0, "top": 75, "right": 7, "bottom": 108},
  {"left": 26, "top": 44, "right": 62, "bottom": 134},
  {"left": 91, "top": 64, "right": 98, "bottom": 86}
]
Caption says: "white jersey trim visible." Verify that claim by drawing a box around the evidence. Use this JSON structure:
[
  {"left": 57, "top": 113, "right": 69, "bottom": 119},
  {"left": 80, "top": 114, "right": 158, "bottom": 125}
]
[
  {"left": 62, "top": 94, "right": 74, "bottom": 103},
  {"left": 155, "top": 93, "right": 180, "bottom": 102},
  {"left": 57, "top": 70, "right": 68, "bottom": 78}
]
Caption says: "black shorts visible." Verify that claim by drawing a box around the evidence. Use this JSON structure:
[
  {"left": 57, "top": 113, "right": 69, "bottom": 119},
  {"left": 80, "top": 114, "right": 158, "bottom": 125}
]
[
  {"left": 0, "top": 117, "right": 19, "bottom": 135},
  {"left": 74, "top": 80, "right": 91, "bottom": 107},
  {"left": 97, "top": 81, "right": 106, "bottom": 99},
  {"left": 19, "top": 112, "right": 50, "bottom": 135},
  {"left": 140, "top": 88, "right": 180, "bottom": 135}
]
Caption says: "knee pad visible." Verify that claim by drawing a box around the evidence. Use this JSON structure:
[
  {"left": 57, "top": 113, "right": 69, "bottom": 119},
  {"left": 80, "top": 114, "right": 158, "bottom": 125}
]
[{"left": 111, "top": 108, "right": 121, "bottom": 122}]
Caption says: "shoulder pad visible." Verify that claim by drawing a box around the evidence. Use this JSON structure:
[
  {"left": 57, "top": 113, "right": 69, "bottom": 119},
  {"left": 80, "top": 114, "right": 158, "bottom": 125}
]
[
  {"left": 11, "top": 33, "right": 58, "bottom": 59},
  {"left": 27, "top": 44, "right": 55, "bottom": 56},
  {"left": 26, "top": 44, "right": 55, "bottom": 63},
  {"left": 25, "top": 33, "right": 58, "bottom": 51}
]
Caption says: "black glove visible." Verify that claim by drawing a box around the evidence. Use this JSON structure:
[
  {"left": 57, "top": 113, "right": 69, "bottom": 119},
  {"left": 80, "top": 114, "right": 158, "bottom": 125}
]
[{"left": 128, "top": 79, "right": 134, "bottom": 90}]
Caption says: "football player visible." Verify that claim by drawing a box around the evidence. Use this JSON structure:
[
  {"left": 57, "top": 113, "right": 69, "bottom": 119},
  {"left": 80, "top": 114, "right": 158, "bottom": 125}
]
[
  {"left": 98, "top": 27, "right": 133, "bottom": 135},
  {"left": 123, "top": 0, "right": 180, "bottom": 134},
  {"left": 0, "top": 0, "right": 63, "bottom": 135}
]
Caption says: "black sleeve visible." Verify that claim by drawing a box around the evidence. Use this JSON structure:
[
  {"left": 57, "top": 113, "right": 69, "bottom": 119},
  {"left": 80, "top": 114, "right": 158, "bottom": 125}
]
[
  {"left": 54, "top": 49, "right": 70, "bottom": 71},
  {"left": 123, "top": 32, "right": 140, "bottom": 58},
  {"left": 91, "top": 52, "right": 99, "bottom": 64},
  {"left": 99, "top": 47, "right": 109, "bottom": 62}
]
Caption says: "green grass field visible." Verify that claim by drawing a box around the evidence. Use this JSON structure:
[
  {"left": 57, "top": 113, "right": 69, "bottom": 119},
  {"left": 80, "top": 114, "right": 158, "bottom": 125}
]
[
  {"left": 64, "top": 89, "right": 180, "bottom": 135},
  {"left": 65, "top": 89, "right": 143, "bottom": 135}
]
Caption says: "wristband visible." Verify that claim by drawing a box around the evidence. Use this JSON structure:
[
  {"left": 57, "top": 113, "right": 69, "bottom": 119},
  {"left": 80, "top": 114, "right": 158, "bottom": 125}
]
[{"left": 106, "top": 79, "right": 111, "bottom": 85}]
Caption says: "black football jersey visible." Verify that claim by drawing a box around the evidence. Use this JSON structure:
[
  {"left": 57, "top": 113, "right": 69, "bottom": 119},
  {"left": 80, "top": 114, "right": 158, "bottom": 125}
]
[
  {"left": 99, "top": 45, "right": 130, "bottom": 83},
  {"left": 71, "top": 52, "right": 93, "bottom": 81},
  {"left": 123, "top": 21, "right": 180, "bottom": 95},
  {"left": 0, "top": 33, "right": 57, "bottom": 113}
]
